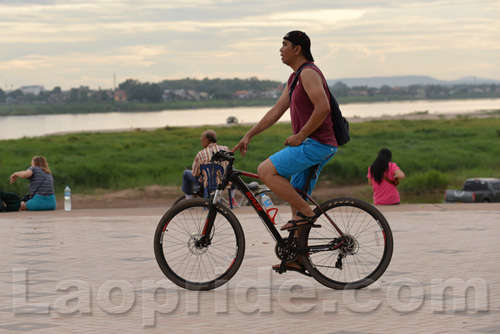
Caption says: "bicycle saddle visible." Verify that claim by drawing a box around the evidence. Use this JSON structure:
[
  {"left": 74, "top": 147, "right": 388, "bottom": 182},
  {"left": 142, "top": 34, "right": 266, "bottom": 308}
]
[{"left": 246, "top": 182, "right": 259, "bottom": 191}]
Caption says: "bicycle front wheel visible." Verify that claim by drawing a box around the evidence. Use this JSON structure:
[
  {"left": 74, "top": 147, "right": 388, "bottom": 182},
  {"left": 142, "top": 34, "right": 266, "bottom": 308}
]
[
  {"left": 300, "top": 197, "right": 393, "bottom": 290},
  {"left": 172, "top": 195, "right": 186, "bottom": 206},
  {"left": 154, "top": 198, "right": 245, "bottom": 290}
]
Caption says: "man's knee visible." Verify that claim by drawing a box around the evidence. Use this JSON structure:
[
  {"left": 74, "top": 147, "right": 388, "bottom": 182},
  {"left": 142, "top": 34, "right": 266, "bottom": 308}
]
[{"left": 258, "top": 159, "right": 276, "bottom": 181}]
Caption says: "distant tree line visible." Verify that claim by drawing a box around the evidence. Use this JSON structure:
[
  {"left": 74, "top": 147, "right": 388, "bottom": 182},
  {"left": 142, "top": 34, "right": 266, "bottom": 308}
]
[
  {"left": 158, "top": 77, "right": 282, "bottom": 99},
  {"left": 1, "top": 77, "right": 500, "bottom": 106},
  {"left": 331, "top": 82, "right": 500, "bottom": 100}
]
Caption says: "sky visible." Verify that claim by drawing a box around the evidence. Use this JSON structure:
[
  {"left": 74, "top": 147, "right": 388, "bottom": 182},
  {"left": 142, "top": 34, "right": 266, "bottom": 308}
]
[{"left": 1, "top": 0, "right": 499, "bottom": 91}]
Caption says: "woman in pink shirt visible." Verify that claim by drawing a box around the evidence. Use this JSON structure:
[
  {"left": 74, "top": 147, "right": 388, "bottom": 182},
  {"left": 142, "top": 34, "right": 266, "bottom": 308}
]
[{"left": 367, "top": 148, "right": 405, "bottom": 205}]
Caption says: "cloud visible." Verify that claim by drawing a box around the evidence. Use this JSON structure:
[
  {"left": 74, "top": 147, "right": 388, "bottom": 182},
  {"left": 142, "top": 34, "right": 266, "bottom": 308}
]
[{"left": 0, "top": 0, "right": 499, "bottom": 89}]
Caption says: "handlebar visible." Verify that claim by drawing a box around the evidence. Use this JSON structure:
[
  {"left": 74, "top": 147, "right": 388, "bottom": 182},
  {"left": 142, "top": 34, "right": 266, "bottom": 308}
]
[{"left": 210, "top": 150, "right": 235, "bottom": 164}]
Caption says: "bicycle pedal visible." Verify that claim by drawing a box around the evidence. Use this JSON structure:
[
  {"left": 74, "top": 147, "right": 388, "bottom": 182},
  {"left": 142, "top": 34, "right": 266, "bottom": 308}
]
[
  {"left": 273, "top": 267, "right": 285, "bottom": 275},
  {"left": 291, "top": 224, "right": 322, "bottom": 230},
  {"left": 282, "top": 223, "right": 322, "bottom": 231}
]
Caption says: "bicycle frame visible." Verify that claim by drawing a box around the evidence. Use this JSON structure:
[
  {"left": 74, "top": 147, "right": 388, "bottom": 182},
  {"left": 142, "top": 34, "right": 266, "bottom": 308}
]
[
  {"left": 202, "top": 152, "right": 345, "bottom": 253},
  {"left": 156, "top": 150, "right": 392, "bottom": 290}
]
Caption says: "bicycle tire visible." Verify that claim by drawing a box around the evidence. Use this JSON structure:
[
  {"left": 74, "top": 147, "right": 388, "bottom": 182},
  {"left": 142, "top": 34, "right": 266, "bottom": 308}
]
[
  {"left": 299, "top": 197, "right": 393, "bottom": 290},
  {"left": 172, "top": 195, "right": 186, "bottom": 206},
  {"left": 154, "top": 198, "right": 245, "bottom": 290}
]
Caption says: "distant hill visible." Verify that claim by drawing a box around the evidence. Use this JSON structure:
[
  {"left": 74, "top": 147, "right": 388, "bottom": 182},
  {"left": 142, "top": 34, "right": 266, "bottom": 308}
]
[{"left": 327, "top": 75, "right": 500, "bottom": 88}]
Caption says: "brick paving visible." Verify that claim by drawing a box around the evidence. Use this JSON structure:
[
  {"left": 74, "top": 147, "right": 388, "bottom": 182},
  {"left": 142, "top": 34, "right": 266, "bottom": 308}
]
[{"left": 0, "top": 203, "right": 499, "bottom": 333}]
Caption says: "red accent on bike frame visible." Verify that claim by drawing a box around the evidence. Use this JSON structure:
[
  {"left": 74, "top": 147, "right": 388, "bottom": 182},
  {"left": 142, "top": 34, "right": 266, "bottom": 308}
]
[
  {"left": 202, "top": 218, "right": 210, "bottom": 235},
  {"left": 295, "top": 188, "right": 345, "bottom": 236},
  {"left": 246, "top": 191, "right": 264, "bottom": 212},
  {"left": 241, "top": 171, "right": 259, "bottom": 179}
]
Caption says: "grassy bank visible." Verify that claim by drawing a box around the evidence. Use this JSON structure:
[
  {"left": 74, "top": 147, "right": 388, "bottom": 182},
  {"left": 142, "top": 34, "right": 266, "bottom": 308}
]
[{"left": 1, "top": 115, "right": 500, "bottom": 203}]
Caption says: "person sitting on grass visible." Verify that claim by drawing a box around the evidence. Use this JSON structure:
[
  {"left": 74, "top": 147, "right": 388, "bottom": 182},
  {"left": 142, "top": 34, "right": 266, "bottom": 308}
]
[
  {"left": 367, "top": 148, "right": 405, "bottom": 205},
  {"left": 10, "top": 156, "right": 57, "bottom": 211}
]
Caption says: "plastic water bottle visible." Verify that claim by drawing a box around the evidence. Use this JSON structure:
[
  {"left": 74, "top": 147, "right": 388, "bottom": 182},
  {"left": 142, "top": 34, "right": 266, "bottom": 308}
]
[
  {"left": 64, "top": 186, "right": 72, "bottom": 211},
  {"left": 260, "top": 193, "right": 281, "bottom": 224}
]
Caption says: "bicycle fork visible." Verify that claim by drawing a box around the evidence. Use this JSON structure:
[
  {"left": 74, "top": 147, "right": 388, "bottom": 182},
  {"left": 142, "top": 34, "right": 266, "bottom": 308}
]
[{"left": 196, "top": 191, "right": 223, "bottom": 248}]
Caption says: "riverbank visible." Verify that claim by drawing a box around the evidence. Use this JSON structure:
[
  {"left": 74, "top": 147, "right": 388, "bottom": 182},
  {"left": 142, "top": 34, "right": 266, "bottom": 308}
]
[
  {"left": 41, "top": 108, "right": 500, "bottom": 139},
  {"left": 1, "top": 98, "right": 499, "bottom": 140},
  {"left": 2, "top": 111, "right": 500, "bottom": 205}
]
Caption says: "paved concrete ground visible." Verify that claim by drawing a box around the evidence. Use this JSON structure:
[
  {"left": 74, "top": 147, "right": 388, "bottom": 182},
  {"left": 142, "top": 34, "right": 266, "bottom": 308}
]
[{"left": 1, "top": 203, "right": 499, "bottom": 334}]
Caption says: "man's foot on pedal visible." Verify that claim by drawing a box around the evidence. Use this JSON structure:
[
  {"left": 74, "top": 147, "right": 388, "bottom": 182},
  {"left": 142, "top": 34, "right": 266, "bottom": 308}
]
[
  {"left": 280, "top": 212, "right": 319, "bottom": 231},
  {"left": 272, "top": 260, "right": 311, "bottom": 277}
]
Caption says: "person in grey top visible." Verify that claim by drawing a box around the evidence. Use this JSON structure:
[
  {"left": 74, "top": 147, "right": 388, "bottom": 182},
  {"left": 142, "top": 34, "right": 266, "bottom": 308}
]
[{"left": 10, "top": 156, "right": 57, "bottom": 211}]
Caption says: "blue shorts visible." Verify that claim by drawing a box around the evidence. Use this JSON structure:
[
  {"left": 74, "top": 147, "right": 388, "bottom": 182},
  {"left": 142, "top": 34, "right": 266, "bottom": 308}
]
[
  {"left": 26, "top": 194, "right": 57, "bottom": 211},
  {"left": 269, "top": 138, "right": 337, "bottom": 195}
]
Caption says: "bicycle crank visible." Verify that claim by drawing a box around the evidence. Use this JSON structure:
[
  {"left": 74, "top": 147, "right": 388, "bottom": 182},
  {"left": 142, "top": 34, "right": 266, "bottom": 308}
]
[{"left": 274, "top": 237, "right": 299, "bottom": 262}]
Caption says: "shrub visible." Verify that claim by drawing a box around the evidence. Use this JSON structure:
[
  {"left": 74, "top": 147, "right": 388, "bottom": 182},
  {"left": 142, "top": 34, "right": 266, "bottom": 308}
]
[{"left": 400, "top": 169, "right": 448, "bottom": 193}]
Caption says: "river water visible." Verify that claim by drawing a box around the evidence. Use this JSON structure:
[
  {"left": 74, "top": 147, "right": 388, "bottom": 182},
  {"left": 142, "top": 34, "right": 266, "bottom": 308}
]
[{"left": 1, "top": 98, "right": 499, "bottom": 140}]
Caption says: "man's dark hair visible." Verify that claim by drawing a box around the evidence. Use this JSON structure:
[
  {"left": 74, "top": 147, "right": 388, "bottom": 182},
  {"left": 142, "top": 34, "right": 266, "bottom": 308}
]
[
  {"left": 283, "top": 30, "right": 314, "bottom": 62},
  {"left": 204, "top": 130, "right": 217, "bottom": 143}
]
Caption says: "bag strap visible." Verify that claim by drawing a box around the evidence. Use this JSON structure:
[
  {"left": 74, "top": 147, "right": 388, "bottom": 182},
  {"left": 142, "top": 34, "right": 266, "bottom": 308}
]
[
  {"left": 383, "top": 175, "right": 399, "bottom": 186},
  {"left": 288, "top": 62, "right": 318, "bottom": 101}
]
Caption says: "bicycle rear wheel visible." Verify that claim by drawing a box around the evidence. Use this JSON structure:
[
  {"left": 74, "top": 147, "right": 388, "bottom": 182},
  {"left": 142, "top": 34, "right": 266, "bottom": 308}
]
[
  {"left": 300, "top": 197, "right": 393, "bottom": 290},
  {"left": 154, "top": 198, "right": 245, "bottom": 290}
]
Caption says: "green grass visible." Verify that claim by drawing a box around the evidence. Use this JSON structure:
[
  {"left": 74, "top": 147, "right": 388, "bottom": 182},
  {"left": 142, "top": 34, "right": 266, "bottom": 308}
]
[{"left": 1, "top": 117, "right": 500, "bottom": 203}]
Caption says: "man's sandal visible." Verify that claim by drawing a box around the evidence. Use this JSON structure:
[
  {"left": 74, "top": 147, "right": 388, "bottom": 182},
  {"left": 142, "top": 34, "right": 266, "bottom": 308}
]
[
  {"left": 272, "top": 260, "right": 311, "bottom": 277},
  {"left": 280, "top": 212, "right": 321, "bottom": 231}
]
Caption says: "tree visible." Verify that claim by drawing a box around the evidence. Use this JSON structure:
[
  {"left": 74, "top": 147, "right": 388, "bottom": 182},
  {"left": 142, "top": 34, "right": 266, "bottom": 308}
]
[
  {"left": 0, "top": 88, "right": 5, "bottom": 103},
  {"left": 380, "top": 85, "right": 392, "bottom": 95},
  {"left": 37, "top": 91, "right": 49, "bottom": 102},
  {"left": 332, "top": 81, "right": 349, "bottom": 97},
  {"left": 99, "top": 89, "right": 109, "bottom": 101},
  {"left": 70, "top": 88, "right": 79, "bottom": 102},
  {"left": 144, "top": 83, "right": 162, "bottom": 103},
  {"left": 119, "top": 79, "right": 141, "bottom": 93},
  {"left": 7, "top": 89, "right": 24, "bottom": 102},
  {"left": 52, "top": 86, "right": 62, "bottom": 95}
]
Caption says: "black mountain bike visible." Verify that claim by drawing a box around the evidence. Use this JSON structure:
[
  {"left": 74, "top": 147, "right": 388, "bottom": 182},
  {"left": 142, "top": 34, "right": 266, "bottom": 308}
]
[{"left": 154, "top": 151, "right": 393, "bottom": 291}]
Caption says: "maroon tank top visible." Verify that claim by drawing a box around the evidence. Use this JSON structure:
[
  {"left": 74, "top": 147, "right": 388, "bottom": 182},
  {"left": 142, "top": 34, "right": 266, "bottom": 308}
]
[{"left": 287, "top": 63, "right": 337, "bottom": 147}]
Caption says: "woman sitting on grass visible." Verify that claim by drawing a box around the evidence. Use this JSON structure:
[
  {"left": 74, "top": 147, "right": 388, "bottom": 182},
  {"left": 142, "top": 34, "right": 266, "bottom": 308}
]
[
  {"left": 367, "top": 148, "right": 405, "bottom": 205},
  {"left": 10, "top": 156, "right": 57, "bottom": 211}
]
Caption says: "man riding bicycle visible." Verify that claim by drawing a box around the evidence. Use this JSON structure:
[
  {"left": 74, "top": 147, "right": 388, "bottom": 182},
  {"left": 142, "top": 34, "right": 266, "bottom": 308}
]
[{"left": 232, "top": 31, "right": 338, "bottom": 272}]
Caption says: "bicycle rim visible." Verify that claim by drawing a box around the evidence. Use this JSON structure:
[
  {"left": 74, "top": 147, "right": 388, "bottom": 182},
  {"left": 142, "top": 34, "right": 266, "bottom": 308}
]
[
  {"left": 154, "top": 198, "right": 245, "bottom": 290},
  {"left": 301, "top": 198, "right": 393, "bottom": 289}
]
